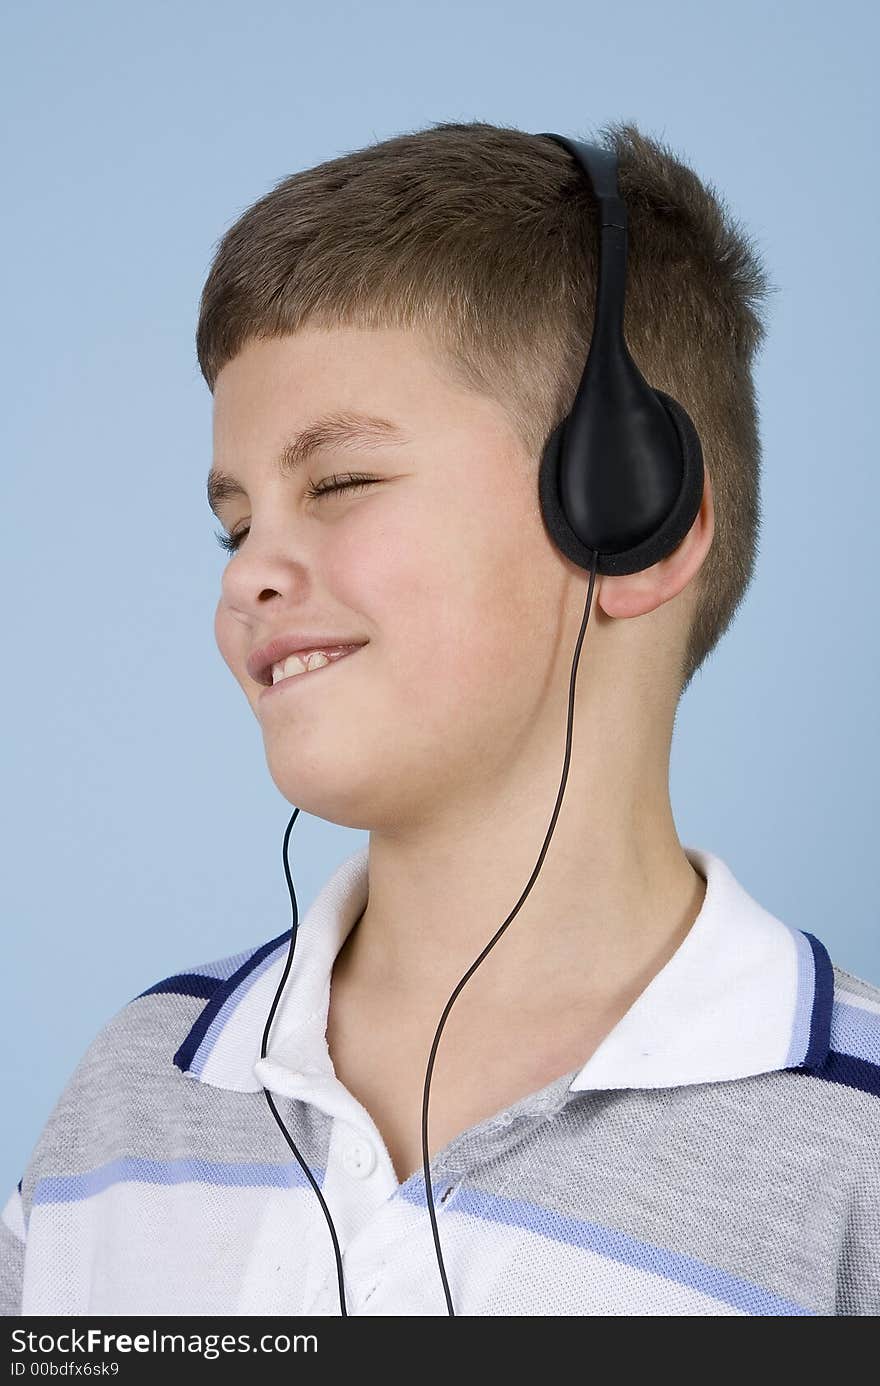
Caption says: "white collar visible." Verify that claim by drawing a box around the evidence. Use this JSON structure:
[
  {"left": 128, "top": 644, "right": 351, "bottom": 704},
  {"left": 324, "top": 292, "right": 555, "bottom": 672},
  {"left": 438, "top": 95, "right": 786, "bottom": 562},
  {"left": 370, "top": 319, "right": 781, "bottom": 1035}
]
[{"left": 172, "top": 843, "right": 833, "bottom": 1095}]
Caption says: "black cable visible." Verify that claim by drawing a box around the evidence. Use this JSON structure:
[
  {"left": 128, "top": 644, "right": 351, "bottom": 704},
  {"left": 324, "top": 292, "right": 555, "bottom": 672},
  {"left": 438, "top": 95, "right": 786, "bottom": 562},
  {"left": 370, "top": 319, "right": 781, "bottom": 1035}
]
[
  {"left": 260, "top": 546, "right": 600, "bottom": 1316},
  {"left": 260, "top": 806, "right": 350, "bottom": 1316},
  {"left": 421, "top": 545, "right": 600, "bottom": 1313}
]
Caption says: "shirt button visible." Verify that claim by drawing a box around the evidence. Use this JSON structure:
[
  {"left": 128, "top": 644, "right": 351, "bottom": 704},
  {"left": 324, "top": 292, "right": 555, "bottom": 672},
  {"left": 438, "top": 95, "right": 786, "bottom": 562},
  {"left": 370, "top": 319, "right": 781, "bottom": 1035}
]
[{"left": 341, "top": 1137, "right": 377, "bottom": 1178}]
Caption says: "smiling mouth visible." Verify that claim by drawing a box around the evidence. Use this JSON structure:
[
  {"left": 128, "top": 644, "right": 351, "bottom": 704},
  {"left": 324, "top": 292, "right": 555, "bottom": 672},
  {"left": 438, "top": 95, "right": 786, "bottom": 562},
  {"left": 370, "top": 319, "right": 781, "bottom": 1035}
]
[{"left": 259, "top": 645, "right": 364, "bottom": 697}]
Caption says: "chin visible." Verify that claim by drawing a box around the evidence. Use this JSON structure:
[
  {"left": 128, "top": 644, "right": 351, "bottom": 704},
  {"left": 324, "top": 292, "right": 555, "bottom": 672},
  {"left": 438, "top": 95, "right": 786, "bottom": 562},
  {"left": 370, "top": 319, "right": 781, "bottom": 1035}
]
[{"left": 265, "top": 756, "right": 382, "bottom": 831}]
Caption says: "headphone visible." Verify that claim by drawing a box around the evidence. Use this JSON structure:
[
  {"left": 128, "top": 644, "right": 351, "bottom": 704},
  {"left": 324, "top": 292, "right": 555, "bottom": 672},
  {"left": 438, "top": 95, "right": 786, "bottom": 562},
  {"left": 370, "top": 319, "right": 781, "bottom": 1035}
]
[{"left": 258, "top": 132, "right": 706, "bottom": 1316}]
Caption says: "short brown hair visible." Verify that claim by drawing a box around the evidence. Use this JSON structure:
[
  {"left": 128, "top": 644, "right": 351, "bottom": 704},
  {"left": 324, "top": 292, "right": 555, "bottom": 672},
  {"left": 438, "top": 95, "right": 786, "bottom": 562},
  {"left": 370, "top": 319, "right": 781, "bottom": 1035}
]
[{"left": 196, "top": 119, "right": 776, "bottom": 698}]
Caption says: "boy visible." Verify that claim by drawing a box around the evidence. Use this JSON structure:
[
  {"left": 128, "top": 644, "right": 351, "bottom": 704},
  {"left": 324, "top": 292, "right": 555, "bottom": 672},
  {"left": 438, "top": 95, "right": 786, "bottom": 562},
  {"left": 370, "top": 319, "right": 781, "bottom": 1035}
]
[{"left": 2, "top": 119, "right": 878, "bottom": 1316}]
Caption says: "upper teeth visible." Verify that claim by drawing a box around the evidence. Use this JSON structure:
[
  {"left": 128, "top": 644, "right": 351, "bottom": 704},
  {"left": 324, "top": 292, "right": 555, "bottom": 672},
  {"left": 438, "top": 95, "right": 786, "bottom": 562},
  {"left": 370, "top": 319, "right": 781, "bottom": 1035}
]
[{"left": 271, "top": 649, "right": 342, "bottom": 683}]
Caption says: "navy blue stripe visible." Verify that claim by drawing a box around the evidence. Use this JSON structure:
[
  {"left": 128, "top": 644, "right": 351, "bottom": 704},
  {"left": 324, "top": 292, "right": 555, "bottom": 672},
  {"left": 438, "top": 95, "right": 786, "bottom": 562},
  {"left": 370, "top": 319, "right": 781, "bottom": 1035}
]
[
  {"left": 801, "top": 931, "right": 834, "bottom": 1068},
  {"left": 819, "top": 1050, "right": 880, "bottom": 1099},
  {"left": 173, "top": 929, "right": 292, "bottom": 1075},
  {"left": 788, "top": 1048, "right": 880, "bottom": 1099},
  {"left": 136, "top": 973, "right": 219, "bottom": 1002},
  {"left": 17, "top": 1178, "right": 22, "bottom": 1195}
]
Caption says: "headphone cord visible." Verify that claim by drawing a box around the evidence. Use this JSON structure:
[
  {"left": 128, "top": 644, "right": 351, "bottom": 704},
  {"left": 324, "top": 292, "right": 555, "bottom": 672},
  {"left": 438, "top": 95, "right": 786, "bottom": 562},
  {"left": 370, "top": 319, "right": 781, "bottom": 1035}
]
[
  {"left": 422, "top": 546, "right": 600, "bottom": 1313},
  {"left": 261, "top": 546, "right": 600, "bottom": 1316},
  {"left": 260, "top": 807, "right": 351, "bottom": 1315}
]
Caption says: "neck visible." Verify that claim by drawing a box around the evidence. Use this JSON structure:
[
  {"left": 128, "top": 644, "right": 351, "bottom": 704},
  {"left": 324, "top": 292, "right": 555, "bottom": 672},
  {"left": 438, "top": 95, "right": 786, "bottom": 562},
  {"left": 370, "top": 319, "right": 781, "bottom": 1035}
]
[{"left": 333, "top": 696, "right": 706, "bottom": 1023}]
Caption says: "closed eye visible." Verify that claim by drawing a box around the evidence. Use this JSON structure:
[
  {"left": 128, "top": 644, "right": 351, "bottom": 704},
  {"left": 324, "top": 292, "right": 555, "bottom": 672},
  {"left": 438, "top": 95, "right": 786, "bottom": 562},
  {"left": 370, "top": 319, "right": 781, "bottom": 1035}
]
[{"left": 214, "top": 473, "right": 380, "bottom": 554}]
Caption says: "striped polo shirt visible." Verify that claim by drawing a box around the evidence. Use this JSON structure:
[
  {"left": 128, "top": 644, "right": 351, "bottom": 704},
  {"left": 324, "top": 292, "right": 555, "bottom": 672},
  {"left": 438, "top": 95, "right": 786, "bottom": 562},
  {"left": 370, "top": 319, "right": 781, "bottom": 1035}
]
[{"left": 2, "top": 843, "right": 879, "bottom": 1316}]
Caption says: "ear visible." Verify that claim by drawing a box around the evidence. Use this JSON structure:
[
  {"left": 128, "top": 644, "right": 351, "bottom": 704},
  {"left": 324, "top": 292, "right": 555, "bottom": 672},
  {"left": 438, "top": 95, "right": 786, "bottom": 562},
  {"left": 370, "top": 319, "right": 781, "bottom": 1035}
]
[{"left": 597, "top": 462, "right": 716, "bottom": 619}]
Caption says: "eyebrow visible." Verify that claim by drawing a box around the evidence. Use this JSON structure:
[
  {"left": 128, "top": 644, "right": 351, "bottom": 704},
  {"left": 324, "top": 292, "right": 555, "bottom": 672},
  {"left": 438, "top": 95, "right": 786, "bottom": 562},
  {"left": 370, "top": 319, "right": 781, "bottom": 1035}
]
[{"left": 206, "top": 409, "right": 411, "bottom": 518}]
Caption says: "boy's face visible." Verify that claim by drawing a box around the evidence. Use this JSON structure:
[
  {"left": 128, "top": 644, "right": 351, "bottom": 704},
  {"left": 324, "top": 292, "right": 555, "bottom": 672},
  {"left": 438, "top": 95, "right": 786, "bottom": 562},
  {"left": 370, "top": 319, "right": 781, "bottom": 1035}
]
[{"left": 211, "top": 325, "right": 586, "bottom": 828}]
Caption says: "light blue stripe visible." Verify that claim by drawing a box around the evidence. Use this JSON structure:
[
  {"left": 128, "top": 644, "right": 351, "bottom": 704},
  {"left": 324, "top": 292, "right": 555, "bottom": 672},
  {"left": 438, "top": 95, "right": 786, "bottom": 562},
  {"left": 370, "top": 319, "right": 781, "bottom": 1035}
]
[
  {"left": 190, "top": 943, "right": 287, "bottom": 1077},
  {"left": 401, "top": 1182, "right": 814, "bottom": 1316},
  {"left": 32, "top": 1155, "right": 323, "bottom": 1205},
  {"left": 28, "top": 1158, "right": 817, "bottom": 1314},
  {"left": 784, "top": 928, "right": 815, "bottom": 1067},
  {"left": 831, "top": 999, "right": 880, "bottom": 1064}
]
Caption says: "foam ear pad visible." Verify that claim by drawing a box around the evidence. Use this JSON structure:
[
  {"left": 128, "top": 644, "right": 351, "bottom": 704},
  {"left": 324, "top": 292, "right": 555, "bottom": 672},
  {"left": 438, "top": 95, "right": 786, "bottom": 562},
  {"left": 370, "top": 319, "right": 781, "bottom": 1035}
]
[{"left": 538, "top": 387, "right": 705, "bottom": 576}]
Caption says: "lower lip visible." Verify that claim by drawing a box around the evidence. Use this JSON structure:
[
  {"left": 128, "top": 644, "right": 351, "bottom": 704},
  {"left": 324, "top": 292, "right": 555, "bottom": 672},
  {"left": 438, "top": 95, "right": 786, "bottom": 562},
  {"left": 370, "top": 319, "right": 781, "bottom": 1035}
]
[{"left": 258, "top": 645, "right": 366, "bottom": 704}]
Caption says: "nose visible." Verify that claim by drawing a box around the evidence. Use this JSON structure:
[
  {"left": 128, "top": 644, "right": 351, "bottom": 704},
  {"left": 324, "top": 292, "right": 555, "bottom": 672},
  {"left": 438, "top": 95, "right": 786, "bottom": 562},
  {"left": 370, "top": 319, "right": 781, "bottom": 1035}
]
[{"left": 218, "top": 528, "right": 298, "bottom": 609}]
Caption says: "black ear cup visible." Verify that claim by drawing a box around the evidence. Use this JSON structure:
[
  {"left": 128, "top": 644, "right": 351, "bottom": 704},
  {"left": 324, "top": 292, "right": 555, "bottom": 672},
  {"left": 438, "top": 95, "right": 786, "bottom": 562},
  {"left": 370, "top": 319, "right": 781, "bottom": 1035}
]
[{"left": 538, "top": 387, "right": 705, "bottom": 576}]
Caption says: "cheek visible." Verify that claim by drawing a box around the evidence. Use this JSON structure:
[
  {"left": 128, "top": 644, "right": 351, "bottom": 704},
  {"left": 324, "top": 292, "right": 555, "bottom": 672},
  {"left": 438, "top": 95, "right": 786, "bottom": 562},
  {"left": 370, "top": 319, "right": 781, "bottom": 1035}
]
[{"left": 345, "top": 502, "right": 545, "bottom": 715}]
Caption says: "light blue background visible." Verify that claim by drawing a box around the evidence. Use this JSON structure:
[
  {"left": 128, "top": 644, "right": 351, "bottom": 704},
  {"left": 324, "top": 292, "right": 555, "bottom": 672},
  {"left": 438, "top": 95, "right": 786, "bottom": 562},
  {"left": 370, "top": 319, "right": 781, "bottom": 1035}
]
[{"left": 2, "top": 0, "right": 877, "bottom": 1201}]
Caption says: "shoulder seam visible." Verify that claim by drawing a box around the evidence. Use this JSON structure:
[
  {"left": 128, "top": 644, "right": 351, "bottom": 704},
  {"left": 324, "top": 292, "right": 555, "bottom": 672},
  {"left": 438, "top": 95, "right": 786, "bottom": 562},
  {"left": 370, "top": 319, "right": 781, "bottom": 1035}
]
[{"left": 832, "top": 961, "right": 880, "bottom": 999}]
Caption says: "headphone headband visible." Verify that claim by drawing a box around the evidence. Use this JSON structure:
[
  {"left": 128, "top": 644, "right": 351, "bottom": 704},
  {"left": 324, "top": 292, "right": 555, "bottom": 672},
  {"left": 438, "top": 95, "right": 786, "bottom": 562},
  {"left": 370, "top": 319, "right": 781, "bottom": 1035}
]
[{"left": 535, "top": 132, "right": 706, "bottom": 577}]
